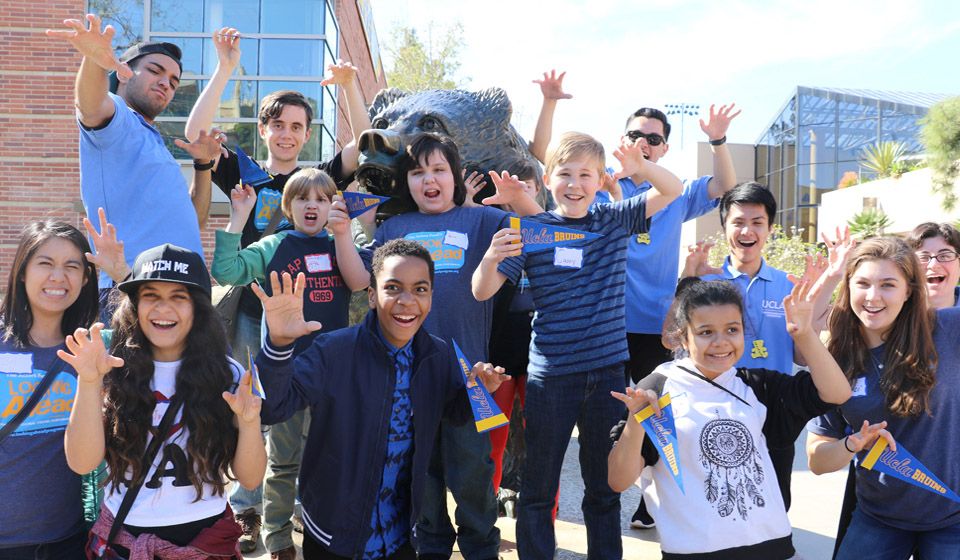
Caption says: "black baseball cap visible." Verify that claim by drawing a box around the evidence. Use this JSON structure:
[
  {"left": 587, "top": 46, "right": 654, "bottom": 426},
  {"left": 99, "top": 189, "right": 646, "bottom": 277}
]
[
  {"left": 108, "top": 41, "right": 183, "bottom": 93},
  {"left": 118, "top": 244, "right": 211, "bottom": 297}
]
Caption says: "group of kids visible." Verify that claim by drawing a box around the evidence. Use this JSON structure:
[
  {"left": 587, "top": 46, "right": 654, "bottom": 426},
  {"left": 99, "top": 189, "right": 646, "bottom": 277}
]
[{"left": 2, "top": 13, "right": 960, "bottom": 560}]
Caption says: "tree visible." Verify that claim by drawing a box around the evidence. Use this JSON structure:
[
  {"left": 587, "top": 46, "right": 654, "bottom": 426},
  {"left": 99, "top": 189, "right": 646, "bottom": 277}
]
[
  {"left": 860, "top": 141, "right": 908, "bottom": 180},
  {"left": 920, "top": 96, "right": 960, "bottom": 211},
  {"left": 383, "top": 23, "right": 464, "bottom": 92},
  {"left": 847, "top": 208, "right": 892, "bottom": 240}
]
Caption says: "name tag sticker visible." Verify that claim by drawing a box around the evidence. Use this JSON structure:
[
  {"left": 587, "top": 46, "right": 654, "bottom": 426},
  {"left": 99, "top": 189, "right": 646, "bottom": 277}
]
[
  {"left": 554, "top": 247, "right": 583, "bottom": 269},
  {"left": 305, "top": 253, "right": 332, "bottom": 273},
  {"left": 444, "top": 231, "right": 469, "bottom": 250},
  {"left": 852, "top": 377, "right": 867, "bottom": 397}
]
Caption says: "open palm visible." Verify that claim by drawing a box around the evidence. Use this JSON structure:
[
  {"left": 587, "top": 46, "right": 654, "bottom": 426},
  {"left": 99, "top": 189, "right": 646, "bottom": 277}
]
[{"left": 251, "top": 271, "right": 322, "bottom": 347}]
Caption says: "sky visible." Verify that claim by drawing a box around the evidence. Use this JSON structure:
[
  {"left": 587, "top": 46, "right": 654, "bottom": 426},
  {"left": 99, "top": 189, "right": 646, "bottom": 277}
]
[{"left": 368, "top": 0, "right": 960, "bottom": 177}]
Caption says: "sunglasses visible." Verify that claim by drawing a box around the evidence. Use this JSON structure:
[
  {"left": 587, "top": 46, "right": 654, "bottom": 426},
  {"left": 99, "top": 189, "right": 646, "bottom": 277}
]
[
  {"left": 625, "top": 130, "right": 666, "bottom": 146},
  {"left": 916, "top": 250, "right": 959, "bottom": 264}
]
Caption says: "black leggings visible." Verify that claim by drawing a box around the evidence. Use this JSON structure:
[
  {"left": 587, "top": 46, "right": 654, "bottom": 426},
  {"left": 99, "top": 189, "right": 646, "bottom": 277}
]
[{"left": 302, "top": 531, "right": 416, "bottom": 560}]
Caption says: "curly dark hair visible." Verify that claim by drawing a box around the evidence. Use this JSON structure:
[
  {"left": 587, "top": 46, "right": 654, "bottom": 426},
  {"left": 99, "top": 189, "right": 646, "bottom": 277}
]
[
  {"left": 1, "top": 221, "right": 99, "bottom": 347},
  {"left": 827, "top": 236, "right": 937, "bottom": 417},
  {"left": 370, "top": 238, "right": 434, "bottom": 288},
  {"left": 103, "top": 284, "right": 238, "bottom": 499}
]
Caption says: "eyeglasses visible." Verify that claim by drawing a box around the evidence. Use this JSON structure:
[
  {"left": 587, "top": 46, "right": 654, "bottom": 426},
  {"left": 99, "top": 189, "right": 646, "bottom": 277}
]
[
  {"left": 625, "top": 130, "right": 666, "bottom": 146},
  {"left": 916, "top": 250, "right": 959, "bottom": 264}
]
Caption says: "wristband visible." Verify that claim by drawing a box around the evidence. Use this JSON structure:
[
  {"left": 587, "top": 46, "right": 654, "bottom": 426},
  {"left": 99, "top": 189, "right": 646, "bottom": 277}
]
[
  {"left": 843, "top": 436, "right": 855, "bottom": 453},
  {"left": 193, "top": 160, "right": 215, "bottom": 171},
  {"left": 708, "top": 136, "right": 727, "bottom": 146}
]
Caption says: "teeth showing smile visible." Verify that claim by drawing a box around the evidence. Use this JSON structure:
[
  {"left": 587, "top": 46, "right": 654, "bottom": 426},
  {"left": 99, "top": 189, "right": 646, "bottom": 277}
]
[
  {"left": 737, "top": 239, "right": 757, "bottom": 248},
  {"left": 708, "top": 352, "right": 733, "bottom": 359},
  {"left": 151, "top": 320, "right": 177, "bottom": 328},
  {"left": 862, "top": 305, "right": 885, "bottom": 314},
  {"left": 304, "top": 212, "right": 318, "bottom": 220},
  {"left": 43, "top": 288, "right": 66, "bottom": 296},
  {"left": 424, "top": 189, "right": 440, "bottom": 199},
  {"left": 393, "top": 314, "right": 416, "bottom": 324},
  {"left": 927, "top": 275, "right": 945, "bottom": 284}
]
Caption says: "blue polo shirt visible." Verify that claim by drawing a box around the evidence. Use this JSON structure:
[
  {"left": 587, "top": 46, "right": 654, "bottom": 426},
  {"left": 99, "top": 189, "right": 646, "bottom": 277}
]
[
  {"left": 621, "top": 174, "right": 716, "bottom": 334},
  {"left": 79, "top": 93, "right": 203, "bottom": 287},
  {"left": 703, "top": 258, "right": 796, "bottom": 375}
]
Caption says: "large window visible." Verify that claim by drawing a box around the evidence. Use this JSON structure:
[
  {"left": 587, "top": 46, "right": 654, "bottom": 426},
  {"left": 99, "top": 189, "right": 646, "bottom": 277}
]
[
  {"left": 755, "top": 87, "right": 939, "bottom": 241},
  {"left": 94, "top": 0, "right": 339, "bottom": 164}
]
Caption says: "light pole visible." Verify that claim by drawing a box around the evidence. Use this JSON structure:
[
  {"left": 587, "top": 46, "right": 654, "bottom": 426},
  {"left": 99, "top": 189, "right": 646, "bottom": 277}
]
[{"left": 665, "top": 103, "right": 700, "bottom": 149}]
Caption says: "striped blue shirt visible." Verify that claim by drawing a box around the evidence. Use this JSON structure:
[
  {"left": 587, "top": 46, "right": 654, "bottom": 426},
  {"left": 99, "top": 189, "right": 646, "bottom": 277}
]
[{"left": 498, "top": 194, "right": 649, "bottom": 377}]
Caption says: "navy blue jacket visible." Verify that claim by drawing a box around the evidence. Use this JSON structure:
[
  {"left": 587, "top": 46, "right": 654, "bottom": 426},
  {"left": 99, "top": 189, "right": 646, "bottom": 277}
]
[{"left": 256, "top": 310, "right": 470, "bottom": 557}]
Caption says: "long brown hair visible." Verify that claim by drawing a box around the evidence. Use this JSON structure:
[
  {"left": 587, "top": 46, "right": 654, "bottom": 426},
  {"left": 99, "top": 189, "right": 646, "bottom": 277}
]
[
  {"left": 1, "top": 221, "right": 99, "bottom": 347},
  {"left": 103, "top": 285, "right": 237, "bottom": 499},
  {"left": 827, "top": 237, "right": 937, "bottom": 416}
]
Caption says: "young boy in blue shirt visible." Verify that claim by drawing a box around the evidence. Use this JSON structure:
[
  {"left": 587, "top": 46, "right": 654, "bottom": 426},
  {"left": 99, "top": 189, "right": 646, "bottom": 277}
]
[
  {"left": 472, "top": 131, "right": 682, "bottom": 559},
  {"left": 253, "top": 239, "right": 507, "bottom": 559}
]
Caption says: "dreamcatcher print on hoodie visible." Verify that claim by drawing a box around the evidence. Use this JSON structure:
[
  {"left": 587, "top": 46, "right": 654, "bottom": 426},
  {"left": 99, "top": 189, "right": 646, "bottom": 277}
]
[{"left": 698, "top": 417, "right": 767, "bottom": 520}]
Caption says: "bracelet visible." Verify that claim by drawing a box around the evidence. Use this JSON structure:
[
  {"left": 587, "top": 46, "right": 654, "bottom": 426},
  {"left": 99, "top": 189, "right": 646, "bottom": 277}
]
[
  {"left": 193, "top": 160, "right": 214, "bottom": 171},
  {"left": 843, "top": 436, "right": 855, "bottom": 453},
  {"left": 708, "top": 136, "right": 727, "bottom": 146}
]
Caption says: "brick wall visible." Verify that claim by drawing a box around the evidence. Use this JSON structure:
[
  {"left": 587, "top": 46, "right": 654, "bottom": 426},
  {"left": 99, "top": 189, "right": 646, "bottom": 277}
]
[{"left": 0, "top": 0, "right": 383, "bottom": 292}]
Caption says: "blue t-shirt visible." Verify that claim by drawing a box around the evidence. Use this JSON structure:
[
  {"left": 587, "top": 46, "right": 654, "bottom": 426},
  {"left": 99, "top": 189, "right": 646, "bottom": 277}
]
[
  {"left": 703, "top": 258, "right": 796, "bottom": 374},
  {"left": 808, "top": 307, "right": 960, "bottom": 531},
  {"left": 498, "top": 195, "right": 649, "bottom": 377},
  {"left": 621, "top": 175, "right": 716, "bottom": 334},
  {"left": 79, "top": 93, "right": 203, "bottom": 287},
  {"left": 0, "top": 340, "right": 84, "bottom": 547},
  {"left": 366, "top": 206, "right": 509, "bottom": 363}
]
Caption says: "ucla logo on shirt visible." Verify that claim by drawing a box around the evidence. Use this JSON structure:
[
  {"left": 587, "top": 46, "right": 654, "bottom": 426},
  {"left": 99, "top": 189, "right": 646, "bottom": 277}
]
[
  {"left": 254, "top": 188, "right": 291, "bottom": 231},
  {"left": 761, "top": 298, "right": 785, "bottom": 318},
  {"left": 405, "top": 231, "right": 466, "bottom": 272}
]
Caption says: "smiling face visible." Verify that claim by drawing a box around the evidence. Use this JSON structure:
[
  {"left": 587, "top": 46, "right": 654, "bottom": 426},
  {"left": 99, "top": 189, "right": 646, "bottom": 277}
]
[
  {"left": 137, "top": 282, "right": 194, "bottom": 362},
  {"left": 407, "top": 149, "right": 457, "bottom": 215},
  {"left": 916, "top": 235, "right": 960, "bottom": 309},
  {"left": 849, "top": 258, "right": 910, "bottom": 347},
  {"left": 683, "top": 303, "right": 745, "bottom": 379},
  {"left": 258, "top": 104, "right": 311, "bottom": 166},
  {"left": 622, "top": 115, "right": 669, "bottom": 163},
  {"left": 369, "top": 255, "right": 432, "bottom": 348},
  {"left": 23, "top": 237, "right": 88, "bottom": 326},
  {"left": 545, "top": 157, "right": 603, "bottom": 218},
  {"left": 723, "top": 203, "right": 772, "bottom": 273},
  {"left": 118, "top": 54, "right": 181, "bottom": 121},
  {"left": 289, "top": 187, "right": 332, "bottom": 236}
]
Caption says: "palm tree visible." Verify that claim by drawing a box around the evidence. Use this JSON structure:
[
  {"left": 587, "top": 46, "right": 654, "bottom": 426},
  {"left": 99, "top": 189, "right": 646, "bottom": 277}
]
[
  {"left": 860, "top": 141, "right": 908, "bottom": 179},
  {"left": 848, "top": 208, "right": 893, "bottom": 239}
]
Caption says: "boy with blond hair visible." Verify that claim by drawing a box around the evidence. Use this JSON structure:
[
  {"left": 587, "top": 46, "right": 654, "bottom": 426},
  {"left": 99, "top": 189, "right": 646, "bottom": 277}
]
[{"left": 473, "top": 131, "right": 683, "bottom": 559}]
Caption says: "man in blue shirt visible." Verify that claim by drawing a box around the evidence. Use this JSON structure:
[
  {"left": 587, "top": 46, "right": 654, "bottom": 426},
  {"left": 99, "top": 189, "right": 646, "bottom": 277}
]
[
  {"left": 47, "top": 15, "right": 221, "bottom": 292},
  {"left": 618, "top": 104, "right": 740, "bottom": 528}
]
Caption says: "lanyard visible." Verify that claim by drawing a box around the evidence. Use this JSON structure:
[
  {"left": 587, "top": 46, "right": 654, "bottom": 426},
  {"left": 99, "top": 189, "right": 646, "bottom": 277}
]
[{"left": 675, "top": 364, "right": 752, "bottom": 408}]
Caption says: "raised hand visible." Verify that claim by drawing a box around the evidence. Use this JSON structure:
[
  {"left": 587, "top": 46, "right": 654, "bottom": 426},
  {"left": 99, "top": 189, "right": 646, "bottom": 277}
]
[
  {"left": 212, "top": 27, "right": 241, "bottom": 70},
  {"left": 698, "top": 103, "right": 741, "bottom": 142},
  {"left": 251, "top": 271, "right": 322, "bottom": 347},
  {"left": 846, "top": 420, "right": 897, "bottom": 453},
  {"left": 610, "top": 386, "right": 662, "bottom": 416},
  {"left": 533, "top": 69, "right": 572, "bottom": 101},
  {"left": 681, "top": 240, "right": 723, "bottom": 278},
  {"left": 222, "top": 370, "right": 262, "bottom": 425},
  {"left": 783, "top": 277, "right": 822, "bottom": 338},
  {"left": 174, "top": 128, "right": 226, "bottom": 162},
  {"left": 467, "top": 362, "right": 509, "bottom": 394},
  {"left": 787, "top": 253, "right": 828, "bottom": 288},
  {"left": 229, "top": 184, "right": 257, "bottom": 217},
  {"left": 600, "top": 171, "right": 622, "bottom": 202},
  {"left": 320, "top": 59, "right": 358, "bottom": 87},
  {"left": 326, "top": 194, "right": 351, "bottom": 236},
  {"left": 822, "top": 226, "right": 856, "bottom": 278},
  {"left": 462, "top": 170, "right": 487, "bottom": 208},
  {"left": 46, "top": 14, "right": 132, "bottom": 79},
  {"left": 482, "top": 170, "right": 526, "bottom": 207},
  {"left": 612, "top": 140, "right": 649, "bottom": 181},
  {"left": 483, "top": 227, "right": 523, "bottom": 264},
  {"left": 83, "top": 207, "right": 129, "bottom": 283},
  {"left": 58, "top": 323, "right": 124, "bottom": 385}
]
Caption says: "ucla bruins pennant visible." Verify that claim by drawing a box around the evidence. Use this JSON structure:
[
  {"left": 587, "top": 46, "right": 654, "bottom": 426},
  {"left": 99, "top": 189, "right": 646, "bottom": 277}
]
[
  {"left": 861, "top": 439, "right": 960, "bottom": 503},
  {"left": 338, "top": 190, "right": 390, "bottom": 218},
  {"left": 509, "top": 217, "right": 603, "bottom": 253},
  {"left": 634, "top": 394, "right": 685, "bottom": 493},
  {"left": 235, "top": 145, "right": 272, "bottom": 187},
  {"left": 452, "top": 340, "right": 508, "bottom": 433}
]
